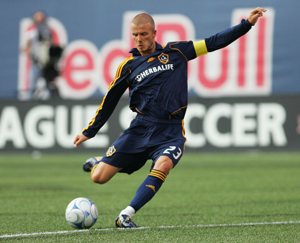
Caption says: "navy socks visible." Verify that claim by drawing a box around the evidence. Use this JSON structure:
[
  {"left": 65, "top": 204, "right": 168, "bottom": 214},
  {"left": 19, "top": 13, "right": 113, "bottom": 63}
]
[{"left": 129, "top": 169, "right": 167, "bottom": 212}]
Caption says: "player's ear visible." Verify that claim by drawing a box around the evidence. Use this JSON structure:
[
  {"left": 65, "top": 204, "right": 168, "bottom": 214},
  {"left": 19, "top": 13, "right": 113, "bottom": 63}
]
[{"left": 153, "top": 30, "right": 157, "bottom": 38}]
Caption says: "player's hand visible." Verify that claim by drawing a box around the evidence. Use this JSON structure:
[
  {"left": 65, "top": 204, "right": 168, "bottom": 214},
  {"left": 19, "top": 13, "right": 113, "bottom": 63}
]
[
  {"left": 73, "top": 134, "right": 89, "bottom": 147},
  {"left": 248, "top": 7, "right": 267, "bottom": 26}
]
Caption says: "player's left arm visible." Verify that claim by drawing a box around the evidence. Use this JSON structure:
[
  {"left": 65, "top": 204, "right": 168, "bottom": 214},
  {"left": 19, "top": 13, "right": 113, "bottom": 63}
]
[
  {"left": 248, "top": 7, "right": 267, "bottom": 26},
  {"left": 194, "top": 7, "right": 267, "bottom": 56}
]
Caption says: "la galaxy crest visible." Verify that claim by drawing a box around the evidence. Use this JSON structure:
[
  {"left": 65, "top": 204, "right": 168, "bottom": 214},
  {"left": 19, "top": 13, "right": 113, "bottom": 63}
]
[
  {"left": 158, "top": 53, "right": 169, "bottom": 64},
  {"left": 106, "top": 145, "right": 116, "bottom": 157}
]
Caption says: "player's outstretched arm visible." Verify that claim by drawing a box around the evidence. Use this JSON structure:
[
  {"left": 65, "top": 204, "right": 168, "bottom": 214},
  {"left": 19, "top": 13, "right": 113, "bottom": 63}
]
[
  {"left": 200, "top": 7, "right": 267, "bottom": 54},
  {"left": 74, "top": 134, "right": 89, "bottom": 147},
  {"left": 248, "top": 7, "right": 267, "bottom": 25}
]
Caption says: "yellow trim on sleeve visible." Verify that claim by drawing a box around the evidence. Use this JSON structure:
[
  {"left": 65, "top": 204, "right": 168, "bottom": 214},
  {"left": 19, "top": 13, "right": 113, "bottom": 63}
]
[
  {"left": 82, "top": 56, "right": 134, "bottom": 132},
  {"left": 193, "top": 40, "right": 208, "bottom": 56}
]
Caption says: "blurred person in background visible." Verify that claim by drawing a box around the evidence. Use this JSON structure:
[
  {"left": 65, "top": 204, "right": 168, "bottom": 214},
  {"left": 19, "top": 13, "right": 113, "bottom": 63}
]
[{"left": 23, "top": 10, "right": 62, "bottom": 99}]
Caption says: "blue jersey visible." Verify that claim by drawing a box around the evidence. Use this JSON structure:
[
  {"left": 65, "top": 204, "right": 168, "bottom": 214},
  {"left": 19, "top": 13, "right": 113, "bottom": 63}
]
[
  {"left": 83, "top": 41, "right": 195, "bottom": 138},
  {"left": 83, "top": 19, "right": 252, "bottom": 138},
  {"left": 128, "top": 41, "right": 196, "bottom": 119}
]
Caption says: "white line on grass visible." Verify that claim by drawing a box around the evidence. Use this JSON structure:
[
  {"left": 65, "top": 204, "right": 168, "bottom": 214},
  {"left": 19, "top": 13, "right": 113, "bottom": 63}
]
[{"left": 1, "top": 221, "right": 300, "bottom": 238}]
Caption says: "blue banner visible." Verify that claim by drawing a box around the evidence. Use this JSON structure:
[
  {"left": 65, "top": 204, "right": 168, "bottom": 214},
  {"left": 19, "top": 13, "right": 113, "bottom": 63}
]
[{"left": 0, "top": 0, "right": 299, "bottom": 99}]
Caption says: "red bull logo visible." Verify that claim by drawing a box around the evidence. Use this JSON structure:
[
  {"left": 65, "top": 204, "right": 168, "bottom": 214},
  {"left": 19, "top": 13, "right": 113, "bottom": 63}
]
[{"left": 18, "top": 8, "right": 275, "bottom": 100}]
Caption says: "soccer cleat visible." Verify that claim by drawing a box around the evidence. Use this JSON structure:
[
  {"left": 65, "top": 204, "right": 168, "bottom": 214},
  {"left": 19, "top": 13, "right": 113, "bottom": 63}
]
[
  {"left": 83, "top": 156, "right": 102, "bottom": 172},
  {"left": 115, "top": 214, "right": 137, "bottom": 228}
]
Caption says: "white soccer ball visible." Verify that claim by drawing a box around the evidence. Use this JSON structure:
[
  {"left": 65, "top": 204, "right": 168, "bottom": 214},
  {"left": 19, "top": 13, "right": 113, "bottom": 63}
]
[{"left": 65, "top": 197, "right": 98, "bottom": 229}]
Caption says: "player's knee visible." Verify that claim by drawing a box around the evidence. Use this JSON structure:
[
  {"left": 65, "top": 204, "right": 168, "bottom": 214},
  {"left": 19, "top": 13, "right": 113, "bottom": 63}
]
[
  {"left": 90, "top": 162, "right": 119, "bottom": 184},
  {"left": 91, "top": 172, "right": 109, "bottom": 184},
  {"left": 160, "top": 162, "right": 173, "bottom": 174},
  {"left": 154, "top": 157, "right": 174, "bottom": 174}
]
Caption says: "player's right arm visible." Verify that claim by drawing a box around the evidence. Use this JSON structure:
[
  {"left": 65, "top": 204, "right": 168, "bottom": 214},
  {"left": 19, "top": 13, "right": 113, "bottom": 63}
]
[
  {"left": 74, "top": 134, "right": 89, "bottom": 148},
  {"left": 73, "top": 56, "right": 133, "bottom": 147}
]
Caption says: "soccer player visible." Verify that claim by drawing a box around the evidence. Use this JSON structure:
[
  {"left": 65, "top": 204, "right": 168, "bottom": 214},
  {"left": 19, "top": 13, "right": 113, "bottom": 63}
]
[{"left": 74, "top": 7, "right": 267, "bottom": 228}]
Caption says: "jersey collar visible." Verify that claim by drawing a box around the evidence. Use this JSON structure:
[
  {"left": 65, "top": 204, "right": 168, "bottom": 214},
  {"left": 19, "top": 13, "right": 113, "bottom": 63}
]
[{"left": 129, "top": 42, "right": 163, "bottom": 56}]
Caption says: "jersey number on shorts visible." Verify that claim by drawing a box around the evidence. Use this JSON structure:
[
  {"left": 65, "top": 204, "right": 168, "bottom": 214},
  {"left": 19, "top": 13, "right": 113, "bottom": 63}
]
[{"left": 163, "top": 146, "right": 182, "bottom": 160}]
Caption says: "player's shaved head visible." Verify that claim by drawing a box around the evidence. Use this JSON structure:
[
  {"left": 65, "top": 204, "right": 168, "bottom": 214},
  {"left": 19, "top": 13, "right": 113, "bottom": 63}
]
[
  {"left": 131, "top": 13, "right": 157, "bottom": 56},
  {"left": 132, "top": 13, "right": 155, "bottom": 32}
]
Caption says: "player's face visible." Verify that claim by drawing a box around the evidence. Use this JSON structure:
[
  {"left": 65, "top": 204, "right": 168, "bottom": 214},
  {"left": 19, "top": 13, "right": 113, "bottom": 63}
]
[{"left": 131, "top": 22, "right": 156, "bottom": 56}]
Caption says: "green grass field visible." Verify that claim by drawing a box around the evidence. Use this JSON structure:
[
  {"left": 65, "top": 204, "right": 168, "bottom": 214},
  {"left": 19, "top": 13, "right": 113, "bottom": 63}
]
[{"left": 1, "top": 152, "right": 300, "bottom": 242}]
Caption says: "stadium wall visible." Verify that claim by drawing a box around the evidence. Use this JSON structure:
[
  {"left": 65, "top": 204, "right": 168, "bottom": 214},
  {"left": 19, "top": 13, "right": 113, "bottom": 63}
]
[
  {"left": 0, "top": 0, "right": 300, "bottom": 99},
  {"left": 1, "top": 1, "right": 300, "bottom": 154},
  {"left": 1, "top": 96, "right": 300, "bottom": 153}
]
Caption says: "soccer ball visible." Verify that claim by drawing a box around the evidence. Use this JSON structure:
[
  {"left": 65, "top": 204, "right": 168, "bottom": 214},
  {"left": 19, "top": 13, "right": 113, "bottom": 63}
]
[{"left": 65, "top": 197, "right": 98, "bottom": 229}]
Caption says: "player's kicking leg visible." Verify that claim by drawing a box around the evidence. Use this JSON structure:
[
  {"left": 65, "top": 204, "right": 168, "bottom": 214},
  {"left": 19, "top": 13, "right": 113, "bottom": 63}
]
[
  {"left": 83, "top": 156, "right": 138, "bottom": 227},
  {"left": 83, "top": 156, "right": 122, "bottom": 184},
  {"left": 83, "top": 156, "right": 103, "bottom": 172}
]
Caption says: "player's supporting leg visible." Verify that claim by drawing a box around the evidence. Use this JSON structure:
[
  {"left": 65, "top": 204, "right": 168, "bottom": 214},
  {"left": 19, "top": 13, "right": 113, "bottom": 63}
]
[{"left": 116, "top": 156, "right": 173, "bottom": 228}]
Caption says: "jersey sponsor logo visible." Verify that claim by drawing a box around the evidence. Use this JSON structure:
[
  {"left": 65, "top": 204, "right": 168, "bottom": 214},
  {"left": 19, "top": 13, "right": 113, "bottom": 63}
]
[
  {"left": 158, "top": 53, "right": 169, "bottom": 64},
  {"left": 135, "top": 64, "right": 174, "bottom": 82},
  {"left": 106, "top": 145, "right": 116, "bottom": 157}
]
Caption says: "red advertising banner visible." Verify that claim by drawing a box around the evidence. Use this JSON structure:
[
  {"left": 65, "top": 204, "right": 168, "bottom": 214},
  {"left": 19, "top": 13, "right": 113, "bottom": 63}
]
[{"left": 18, "top": 8, "right": 275, "bottom": 100}]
